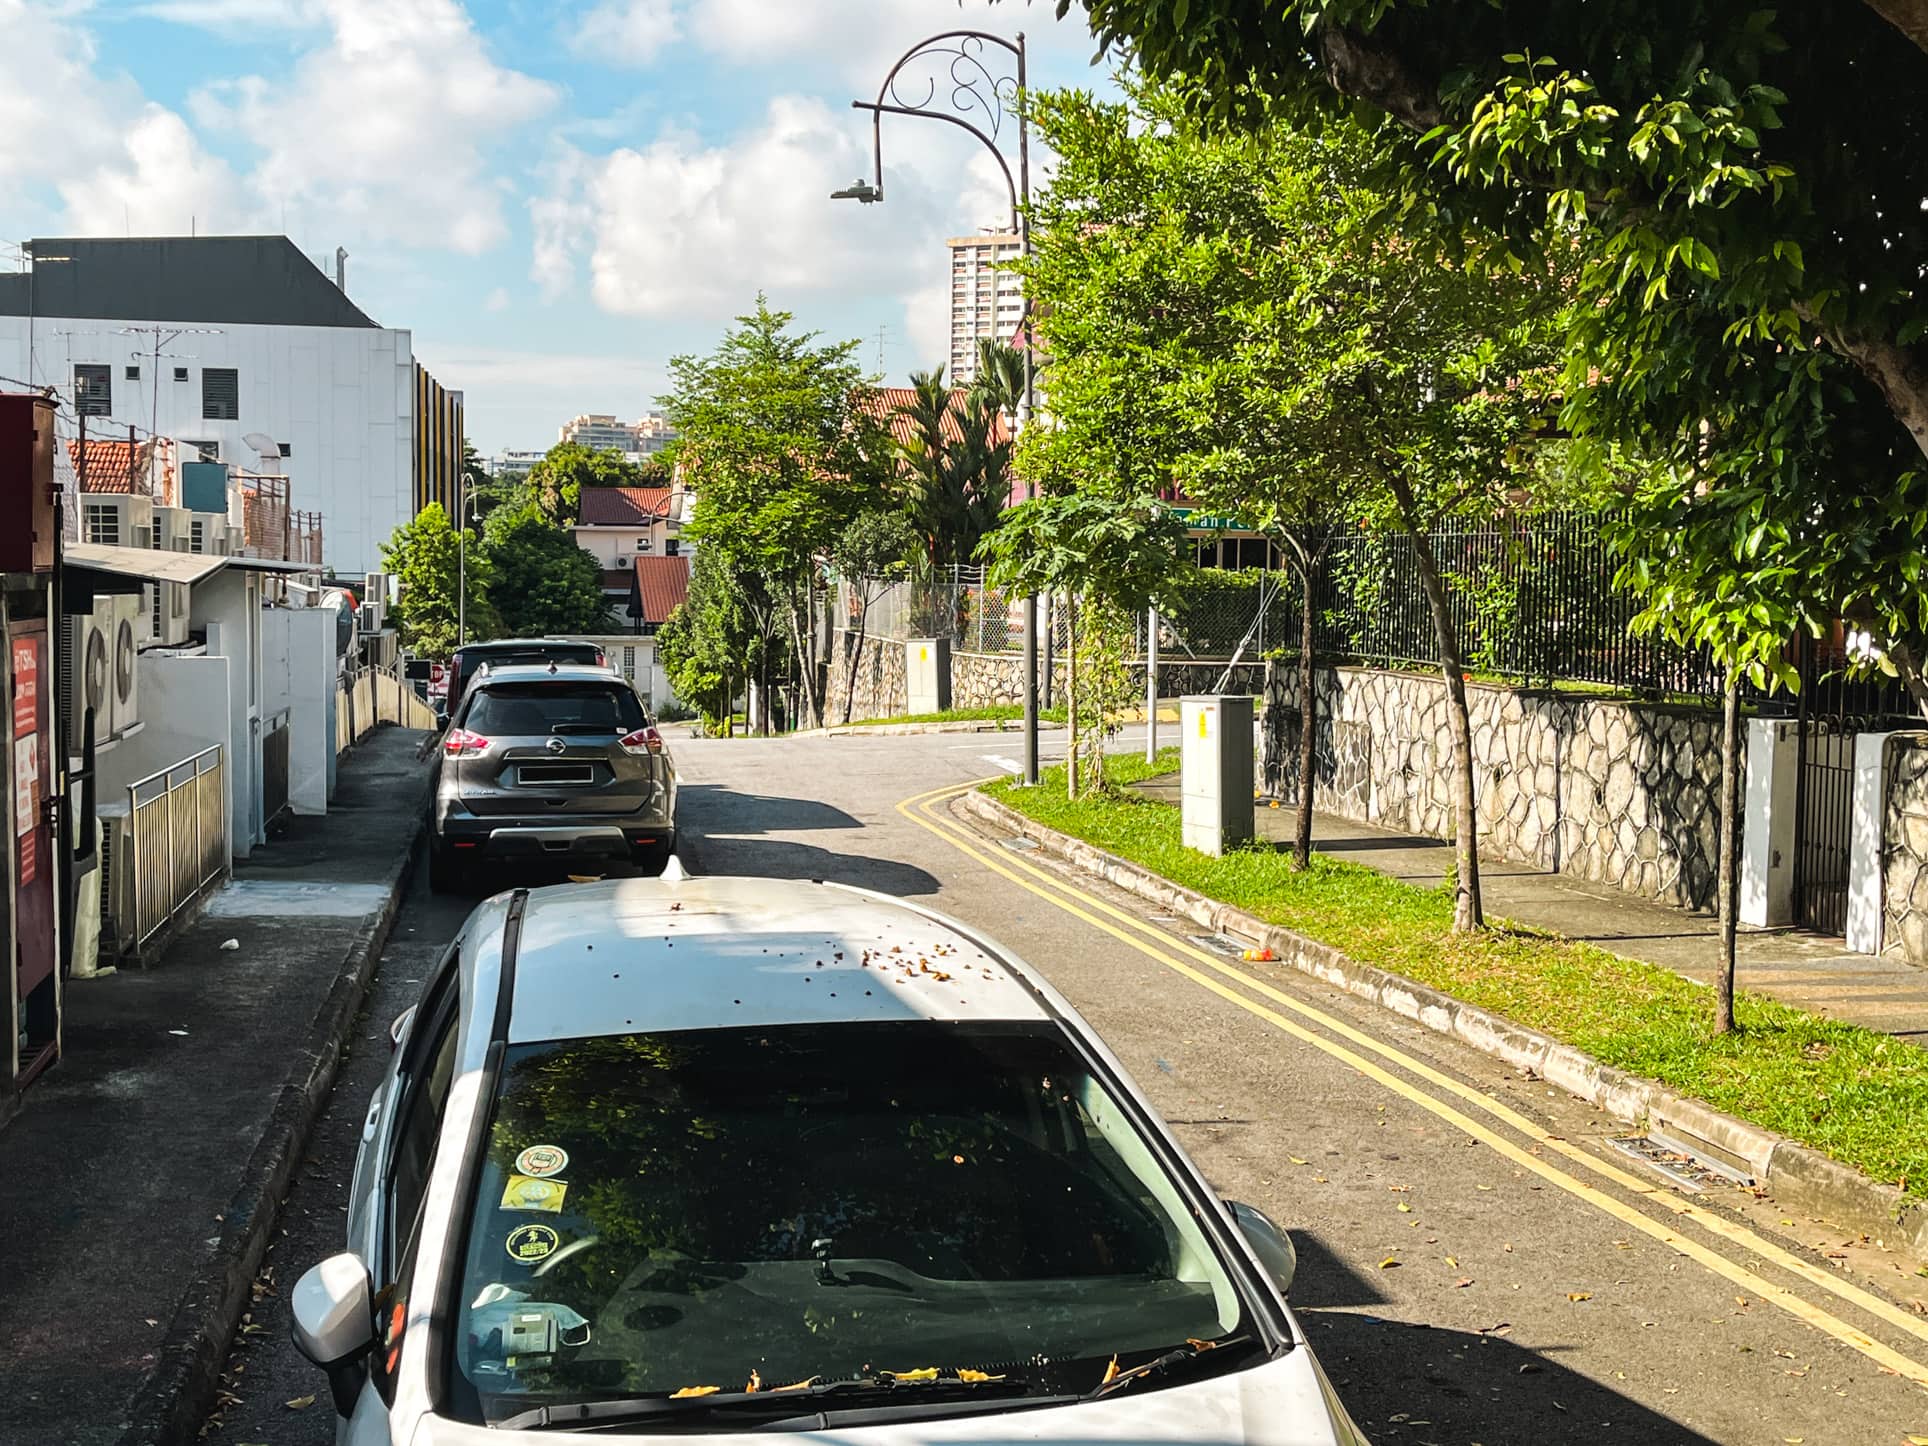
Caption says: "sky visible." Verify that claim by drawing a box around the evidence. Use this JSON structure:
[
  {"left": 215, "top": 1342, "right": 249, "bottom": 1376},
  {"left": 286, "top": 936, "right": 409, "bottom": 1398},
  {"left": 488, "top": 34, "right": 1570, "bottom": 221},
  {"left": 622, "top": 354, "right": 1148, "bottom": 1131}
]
[{"left": 0, "top": 0, "right": 1119, "bottom": 453}]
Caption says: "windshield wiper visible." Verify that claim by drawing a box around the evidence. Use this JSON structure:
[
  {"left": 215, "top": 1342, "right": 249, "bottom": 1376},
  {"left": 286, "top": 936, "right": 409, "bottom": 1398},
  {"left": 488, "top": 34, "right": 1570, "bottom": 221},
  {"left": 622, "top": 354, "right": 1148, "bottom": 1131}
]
[
  {"left": 497, "top": 1373, "right": 1055, "bottom": 1431},
  {"left": 1085, "top": 1333, "right": 1255, "bottom": 1401}
]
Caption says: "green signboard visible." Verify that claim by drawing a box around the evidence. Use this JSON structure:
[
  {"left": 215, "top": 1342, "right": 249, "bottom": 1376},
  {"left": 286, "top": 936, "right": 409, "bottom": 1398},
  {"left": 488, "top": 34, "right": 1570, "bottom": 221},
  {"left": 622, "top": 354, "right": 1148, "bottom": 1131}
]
[{"left": 1167, "top": 507, "right": 1246, "bottom": 532}]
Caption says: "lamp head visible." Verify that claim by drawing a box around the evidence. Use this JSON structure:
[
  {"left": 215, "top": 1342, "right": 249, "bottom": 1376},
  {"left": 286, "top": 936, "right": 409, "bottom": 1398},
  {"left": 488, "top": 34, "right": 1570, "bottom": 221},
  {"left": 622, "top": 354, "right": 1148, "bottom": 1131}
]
[{"left": 830, "top": 178, "right": 882, "bottom": 204}]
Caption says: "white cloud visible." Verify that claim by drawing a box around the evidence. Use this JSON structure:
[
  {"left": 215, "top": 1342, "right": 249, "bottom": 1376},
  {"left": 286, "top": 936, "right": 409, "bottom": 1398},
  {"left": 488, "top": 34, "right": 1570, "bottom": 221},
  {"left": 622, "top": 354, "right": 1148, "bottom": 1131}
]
[
  {"left": 571, "top": 0, "right": 680, "bottom": 66},
  {"left": 535, "top": 94, "right": 1011, "bottom": 334},
  {"left": 484, "top": 286, "right": 510, "bottom": 312},
  {"left": 195, "top": 0, "right": 557, "bottom": 255},
  {"left": 129, "top": 0, "right": 323, "bottom": 28},
  {"left": 59, "top": 105, "right": 244, "bottom": 237}
]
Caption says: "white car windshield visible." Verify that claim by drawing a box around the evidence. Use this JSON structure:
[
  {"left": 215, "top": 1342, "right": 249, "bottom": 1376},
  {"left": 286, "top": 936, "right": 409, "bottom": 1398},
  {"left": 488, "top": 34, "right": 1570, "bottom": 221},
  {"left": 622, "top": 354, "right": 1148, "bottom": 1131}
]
[{"left": 443, "top": 1020, "right": 1252, "bottom": 1425}]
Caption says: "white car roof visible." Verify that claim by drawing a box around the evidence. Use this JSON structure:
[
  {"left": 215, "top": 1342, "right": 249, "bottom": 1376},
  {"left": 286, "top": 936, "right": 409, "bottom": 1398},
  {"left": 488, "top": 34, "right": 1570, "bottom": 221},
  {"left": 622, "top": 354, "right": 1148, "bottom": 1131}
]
[{"left": 503, "top": 877, "right": 1052, "bottom": 1043}]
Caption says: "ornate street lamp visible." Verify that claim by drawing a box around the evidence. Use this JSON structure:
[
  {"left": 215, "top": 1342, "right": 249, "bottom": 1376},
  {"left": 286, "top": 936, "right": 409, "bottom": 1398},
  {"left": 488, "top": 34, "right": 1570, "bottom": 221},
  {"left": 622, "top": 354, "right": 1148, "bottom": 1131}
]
[{"left": 834, "top": 29, "right": 1042, "bottom": 786}]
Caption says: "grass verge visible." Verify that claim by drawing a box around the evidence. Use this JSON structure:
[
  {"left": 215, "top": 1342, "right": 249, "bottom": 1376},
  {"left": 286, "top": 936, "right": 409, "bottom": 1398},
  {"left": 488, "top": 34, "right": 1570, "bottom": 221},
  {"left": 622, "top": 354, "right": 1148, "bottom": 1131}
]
[{"left": 988, "top": 751, "right": 1928, "bottom": 1199}]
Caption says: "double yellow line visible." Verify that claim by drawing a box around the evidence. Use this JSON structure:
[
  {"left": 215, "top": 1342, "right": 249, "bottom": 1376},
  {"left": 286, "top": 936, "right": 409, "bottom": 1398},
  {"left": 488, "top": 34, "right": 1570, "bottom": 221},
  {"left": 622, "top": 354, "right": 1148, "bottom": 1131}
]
[{"left": 899, "top": 779, "right": 1928, "bottom": 1389}]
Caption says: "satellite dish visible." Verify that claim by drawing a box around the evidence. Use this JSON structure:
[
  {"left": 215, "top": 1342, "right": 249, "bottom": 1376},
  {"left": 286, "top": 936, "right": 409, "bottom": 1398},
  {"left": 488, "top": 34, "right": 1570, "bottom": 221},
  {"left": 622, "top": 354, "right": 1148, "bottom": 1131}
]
[{"left": 243, "top": 431, "right": 282, "bottom": 473}]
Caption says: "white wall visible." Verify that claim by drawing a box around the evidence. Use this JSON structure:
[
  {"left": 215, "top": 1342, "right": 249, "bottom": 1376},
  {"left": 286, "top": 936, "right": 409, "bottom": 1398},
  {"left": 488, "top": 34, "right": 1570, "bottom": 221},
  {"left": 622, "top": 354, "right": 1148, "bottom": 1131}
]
[
  {"left": 119, "top": 655, "right": 234, "bottom": 880},
  {"left": 261, "top": 608, "right": 336, "bottom": 814},
  {"left": 573, "top": 520, "right": 670, "bottom": 567},
  {"left": 0, "top": 313, "right": 416, "bottom": 574},
  {"left": 190, "top": 572, "right": 264, "bottom": 856}
]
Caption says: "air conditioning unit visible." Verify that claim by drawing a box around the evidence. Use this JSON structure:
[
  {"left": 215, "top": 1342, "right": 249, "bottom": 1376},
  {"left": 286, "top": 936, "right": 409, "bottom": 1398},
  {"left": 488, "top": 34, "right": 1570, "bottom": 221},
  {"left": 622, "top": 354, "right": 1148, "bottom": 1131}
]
[
  {"left": 68, "top": 593, "right": 143, "bottom": 751},
  {"left": 153, "top": 506, "right": 193, "bottom": 552},
  {"left": 363, "top": 572, "right": 388, "bottom": 608},
  {"left": 357, "top": 601, "right": 382, "bottom": 634},
  {"left": 97, "top": 804, "right": 135, "bottom": 957},
  {"left": 79, "top": 494, "right": 153, "bottom": 550}
]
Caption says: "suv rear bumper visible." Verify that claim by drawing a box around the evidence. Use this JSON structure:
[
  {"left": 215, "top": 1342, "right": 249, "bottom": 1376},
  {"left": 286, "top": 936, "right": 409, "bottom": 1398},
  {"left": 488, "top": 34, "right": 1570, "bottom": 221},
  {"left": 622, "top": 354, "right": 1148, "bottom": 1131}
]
[{"left": 434, "top": 808, "right": 673, "bottom": 861}]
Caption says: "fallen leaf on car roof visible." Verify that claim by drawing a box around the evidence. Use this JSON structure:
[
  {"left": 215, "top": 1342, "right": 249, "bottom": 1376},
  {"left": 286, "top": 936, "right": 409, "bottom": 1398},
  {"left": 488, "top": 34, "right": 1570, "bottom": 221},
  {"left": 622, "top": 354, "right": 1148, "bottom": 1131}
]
[
  {"left": 671, "top": 1386, "right": 721, "bottom": 1398},
  {"left": 1567, "top": 1292, "right": 1593, "bottom": 1302},
  {"left": 1379, "top": 1256, "right": 1401, "bottom": 1269}
]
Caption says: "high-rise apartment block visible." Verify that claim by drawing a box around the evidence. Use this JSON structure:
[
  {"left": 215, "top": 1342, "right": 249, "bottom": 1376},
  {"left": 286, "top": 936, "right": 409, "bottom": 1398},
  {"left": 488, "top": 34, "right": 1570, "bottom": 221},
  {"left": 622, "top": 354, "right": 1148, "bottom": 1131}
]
[{"left": 947, "top": 231, "right": 1023, "bottom": 386}]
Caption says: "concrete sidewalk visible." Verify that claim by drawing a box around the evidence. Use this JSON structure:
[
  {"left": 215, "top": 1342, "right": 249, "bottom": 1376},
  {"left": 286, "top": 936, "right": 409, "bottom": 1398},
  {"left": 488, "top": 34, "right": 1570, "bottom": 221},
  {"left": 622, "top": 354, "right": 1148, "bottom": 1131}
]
[
  {"left": 1136, "top": 773, "right": 1928, "bottom": 1044},
  {"left": 0, "top": 726, "right": 434, "bottom": 1446}
]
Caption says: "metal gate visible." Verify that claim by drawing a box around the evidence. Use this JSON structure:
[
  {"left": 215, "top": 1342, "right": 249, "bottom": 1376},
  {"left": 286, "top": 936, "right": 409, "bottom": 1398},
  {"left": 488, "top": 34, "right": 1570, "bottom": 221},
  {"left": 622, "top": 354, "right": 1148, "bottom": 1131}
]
[{"left": 1790, "top": 636, "right": 1919, "bottom": 936}]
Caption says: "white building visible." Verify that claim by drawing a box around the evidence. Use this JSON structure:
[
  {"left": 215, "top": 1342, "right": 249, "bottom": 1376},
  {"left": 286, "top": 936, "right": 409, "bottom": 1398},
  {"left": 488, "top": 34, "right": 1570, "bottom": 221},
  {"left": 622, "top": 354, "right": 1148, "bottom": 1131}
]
[
  {"left": 491, "top": 448, "right": 546, "bottom": 479},
  {"left": 0, "top": 236, "right": 465, "bottom": 574},
  {"left": 947, "top": 231, "right": 1024, "bottom": 385},
  {"left": 560, "top": 413, "right": 641, "bottom": 452}
]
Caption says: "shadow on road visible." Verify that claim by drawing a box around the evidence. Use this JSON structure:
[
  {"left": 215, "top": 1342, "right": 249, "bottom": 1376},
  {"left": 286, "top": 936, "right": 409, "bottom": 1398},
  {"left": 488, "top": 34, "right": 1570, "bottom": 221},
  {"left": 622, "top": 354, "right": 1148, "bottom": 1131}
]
[
  {"left": 1289, "top": 1232, "right": 1714, "bottom": 1444},
  {"left": 682, "top": 835, "right": 942, "bottom": 898},
  {"left": 677, "top": 784, "right": 864, "bottom": 834}
]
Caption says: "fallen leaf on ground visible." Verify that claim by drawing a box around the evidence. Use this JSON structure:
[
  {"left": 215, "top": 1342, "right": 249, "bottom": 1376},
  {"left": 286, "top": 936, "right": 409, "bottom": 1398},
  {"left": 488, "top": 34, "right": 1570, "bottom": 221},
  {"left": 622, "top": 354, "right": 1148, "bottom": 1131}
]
[
  {"left": 284, "top": 1394, "right": 316, "bottom": 1410},
  {"left": 1567, "top": 1292, "right": 1593, "bottom": 1302},
  {"left": 1380, "top": 1256, "right": 1401, "bottom": 1269},
  {"left": 1454, "top": 1277, "right": 1475, "bottom": 1288},
  {"left": 1397, "top": 1203, "right": 1412, "bottom": 1213},
  {"left": 1445, "top": 1256, "right": 1459, "bottom": 1268},
  {"left": 1289, "top": 1156, "right": 1309, "bottom": 1166}
]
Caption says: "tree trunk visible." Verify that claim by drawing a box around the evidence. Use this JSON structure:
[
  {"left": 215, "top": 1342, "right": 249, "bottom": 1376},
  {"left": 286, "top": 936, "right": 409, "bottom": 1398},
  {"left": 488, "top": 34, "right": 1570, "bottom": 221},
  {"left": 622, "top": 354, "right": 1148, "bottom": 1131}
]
[
  {"left": 842, "top": 596, "right": 869, "bottom": 726},
  {"left": 788, "top": 587, "right": 823, "bottom": 732},
  {"left": 1715, "top": 673, "right": 1742, "bottom": 1034},
  {"left": 1065, "top": 595, "right": 1080, "bottom": 801},
  {"left": 1386, "top": 474, "right": 1484, "bottom": 931},
  {"left": 1295, "top": 556, "right": 1318, "bottom": 871}
]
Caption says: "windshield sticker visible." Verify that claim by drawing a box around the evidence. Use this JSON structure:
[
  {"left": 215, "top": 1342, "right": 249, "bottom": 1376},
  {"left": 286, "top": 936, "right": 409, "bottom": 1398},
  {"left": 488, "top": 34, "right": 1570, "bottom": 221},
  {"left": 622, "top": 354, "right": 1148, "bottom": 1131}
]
[
  {"left": 515, "top": 1144, "right": 569, "bottom": 1178},
  {"left": 504, "top": 1223, "right": 561, "bottom": 1265},
  {"left": 499, "top": 1173, "right": 568, "bottom": 1213}
]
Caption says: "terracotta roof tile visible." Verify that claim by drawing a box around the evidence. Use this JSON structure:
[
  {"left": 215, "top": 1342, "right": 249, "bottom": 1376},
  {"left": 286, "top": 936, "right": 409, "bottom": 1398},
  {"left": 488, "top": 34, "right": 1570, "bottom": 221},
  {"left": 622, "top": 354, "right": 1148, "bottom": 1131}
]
[
  {"left": 577, "top": 486, "right": 672, "bottom": 526},
  {"left": 632, "top": 553, "right": 690, "bottom": 624},
  {"left": 855, "top": 387, "right": 1012, "bottom": 451},
  {"left": 66, "top": 438, "right": 149, "bottom": 495}
]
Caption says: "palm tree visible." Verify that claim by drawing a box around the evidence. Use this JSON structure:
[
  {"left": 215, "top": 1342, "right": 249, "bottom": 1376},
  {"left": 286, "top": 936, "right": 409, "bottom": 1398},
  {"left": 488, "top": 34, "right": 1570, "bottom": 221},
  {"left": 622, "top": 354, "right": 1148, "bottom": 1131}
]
[{"left": 971, "top": 337, "right": 1027, "bottom": 424}]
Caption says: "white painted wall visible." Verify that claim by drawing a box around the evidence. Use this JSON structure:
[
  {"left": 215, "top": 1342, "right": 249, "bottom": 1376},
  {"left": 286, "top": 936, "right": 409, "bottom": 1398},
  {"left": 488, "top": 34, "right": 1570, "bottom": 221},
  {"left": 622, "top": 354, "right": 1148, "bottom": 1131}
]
[
  {"left": 191, "top": 572, "right": 265, "bottom": 856},
  {"left": 1740, "top": 717, "right": 1799, "bottom": 927},
  {"left": 263, "top": 608, "right": 336, "bottom": 814},
  {"left": 120, "top": 655, "right": 234, "bottom": 880},
  {"left": 572, "top": 520, "right": 672, "bottom": 567},
  {"left": 1846, "top": 731, "right": 1899, "bottom": 954},
  {"left": 0, "top": 314, "right": 417, "bottom": 574}
]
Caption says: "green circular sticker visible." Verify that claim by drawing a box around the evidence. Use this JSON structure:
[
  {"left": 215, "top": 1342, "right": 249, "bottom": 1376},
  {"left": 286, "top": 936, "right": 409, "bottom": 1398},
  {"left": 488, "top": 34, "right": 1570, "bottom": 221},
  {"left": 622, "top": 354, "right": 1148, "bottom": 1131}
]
[{"left": 505, "top": 1223, "right": 560, "bottom": 1266}]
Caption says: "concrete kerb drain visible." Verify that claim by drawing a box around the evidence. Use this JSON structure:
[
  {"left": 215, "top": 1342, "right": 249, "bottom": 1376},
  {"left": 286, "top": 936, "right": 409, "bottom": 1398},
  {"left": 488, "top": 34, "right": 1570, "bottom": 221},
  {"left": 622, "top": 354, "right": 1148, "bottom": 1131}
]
[
  {"left": 117, "top": 812, "right": 428, "bottom": 1446},
  {"left": 958, "top": 788, "right": 1928, "bottom": 1269}
]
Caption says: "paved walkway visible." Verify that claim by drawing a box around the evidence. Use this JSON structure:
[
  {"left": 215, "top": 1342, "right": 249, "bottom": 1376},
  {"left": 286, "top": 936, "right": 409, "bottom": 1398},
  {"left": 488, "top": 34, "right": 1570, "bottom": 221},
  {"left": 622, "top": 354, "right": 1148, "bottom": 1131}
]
[
  {"left": 0, "top": 726, "right": 433, "bottom": 1446},
  {"left": 1135, "top": 773, "right": 1928, "bottom": 1044}
]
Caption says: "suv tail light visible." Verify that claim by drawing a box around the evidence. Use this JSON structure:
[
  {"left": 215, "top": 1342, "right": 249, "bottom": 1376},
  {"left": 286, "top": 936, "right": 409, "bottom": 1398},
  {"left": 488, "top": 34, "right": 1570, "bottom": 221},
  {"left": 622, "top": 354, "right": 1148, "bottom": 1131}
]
[
  {"left": 444, "top": 728, "right": 492, "bottom": 757},
  {"left": 618, "top": 727, "right": 664, "bottom": 756}
]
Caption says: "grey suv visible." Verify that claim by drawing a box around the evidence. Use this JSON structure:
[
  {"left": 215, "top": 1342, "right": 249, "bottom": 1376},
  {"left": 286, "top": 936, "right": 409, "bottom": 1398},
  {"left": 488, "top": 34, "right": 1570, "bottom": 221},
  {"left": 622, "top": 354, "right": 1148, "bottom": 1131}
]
[{"left": 429, "top": 663, "right": 676, "bottom": 889}]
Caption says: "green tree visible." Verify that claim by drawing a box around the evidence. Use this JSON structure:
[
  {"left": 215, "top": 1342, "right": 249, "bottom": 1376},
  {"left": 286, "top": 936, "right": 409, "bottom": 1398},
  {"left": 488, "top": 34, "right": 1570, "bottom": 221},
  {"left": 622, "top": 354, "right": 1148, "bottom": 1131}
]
[
  {"left": 658, "top": 544, "right": 783, "bottom": 734},
  {"left": 527, "top": 442, "right": 641, "bottom": 524},
  {"left": 832, "top": 508, "right": 919, "bottom": 724},
  {"left": 1046, "top": 0, "right": 1928, "bottom": 721},
  {"left": 1021, "top": 89, "right": 1567, "bottom": 926},
  {"left": 381, "top": 502, "right": 496, "bottom": 659},
  {"left": 895, "top": 367, "right": 1012, "bottom": 575},
  {"left": 979, "top": 491, "right": 1191, "bottom": 798},
  {"left": 481, "top": 501, "right": 613, "bottom": 638},
  {"left": 663, "top": 297, "right": 883, "bottom": 731}
]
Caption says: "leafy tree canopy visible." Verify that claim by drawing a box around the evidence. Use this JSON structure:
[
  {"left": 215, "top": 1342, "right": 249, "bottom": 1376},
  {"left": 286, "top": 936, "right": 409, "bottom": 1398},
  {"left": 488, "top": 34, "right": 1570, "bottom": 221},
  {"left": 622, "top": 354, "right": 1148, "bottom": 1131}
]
[
  {"left": 381, "top": 502, "right": 496, "bottom": 659},
  {"left": 528, "top": 442, "right": 642, "bottom": 524},
  {"left": 481, "top": 501, "right": 613, "bottom": 638},
  {"left": 1041, "top": 0, "right": 1928, "bottom": 704}
]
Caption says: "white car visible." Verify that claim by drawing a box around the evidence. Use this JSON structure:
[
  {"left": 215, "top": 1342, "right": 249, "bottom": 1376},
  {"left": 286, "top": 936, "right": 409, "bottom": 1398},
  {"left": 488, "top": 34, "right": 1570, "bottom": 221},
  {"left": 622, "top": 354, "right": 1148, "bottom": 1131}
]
[{"left": 291, "top": 875, "right": 1372, "bottom": 1445}]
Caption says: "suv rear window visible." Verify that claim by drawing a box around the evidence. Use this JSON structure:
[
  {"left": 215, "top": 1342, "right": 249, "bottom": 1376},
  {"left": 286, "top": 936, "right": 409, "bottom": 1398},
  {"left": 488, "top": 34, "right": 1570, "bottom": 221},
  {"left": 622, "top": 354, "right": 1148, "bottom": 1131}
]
[{"left": 462, "top": 682, "right": 645, "bottom": 737}]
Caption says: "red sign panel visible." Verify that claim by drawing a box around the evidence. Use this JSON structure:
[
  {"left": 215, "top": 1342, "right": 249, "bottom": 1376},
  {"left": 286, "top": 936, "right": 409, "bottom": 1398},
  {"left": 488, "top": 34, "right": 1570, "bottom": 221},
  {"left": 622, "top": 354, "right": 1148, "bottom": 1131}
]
[{"left": 11, "top": 636, "right": 39, "bottom": 887}]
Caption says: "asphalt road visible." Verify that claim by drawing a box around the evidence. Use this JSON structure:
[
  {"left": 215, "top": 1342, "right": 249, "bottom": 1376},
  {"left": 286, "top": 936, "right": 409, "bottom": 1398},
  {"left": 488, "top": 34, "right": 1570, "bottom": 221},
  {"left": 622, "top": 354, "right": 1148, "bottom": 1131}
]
[{"left": 204, "top": 726, "right": 1928, "bottom": 1445}]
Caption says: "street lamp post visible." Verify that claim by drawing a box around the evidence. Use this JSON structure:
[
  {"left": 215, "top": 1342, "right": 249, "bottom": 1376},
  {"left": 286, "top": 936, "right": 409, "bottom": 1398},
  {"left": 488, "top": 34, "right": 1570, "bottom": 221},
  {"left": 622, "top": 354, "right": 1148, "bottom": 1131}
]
[
  {"left": 834, "top": 29, "right": 1041, "bottom": 786},
  {"left": 457, "top": 475, "right": 474, "bottom": 649}
]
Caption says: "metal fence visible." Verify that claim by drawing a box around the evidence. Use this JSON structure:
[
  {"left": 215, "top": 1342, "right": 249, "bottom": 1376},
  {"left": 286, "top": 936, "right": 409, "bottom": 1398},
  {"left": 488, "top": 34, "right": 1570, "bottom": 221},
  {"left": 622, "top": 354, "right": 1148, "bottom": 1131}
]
[
  {"left": 838, "top": 516, "right": 1916, "bottom": 713},
  {"left": 127, "top": 744, "right": 225, "bottom": 954},
  {"left": 337, "top": 663, "right": 440, "bottom": 755}
]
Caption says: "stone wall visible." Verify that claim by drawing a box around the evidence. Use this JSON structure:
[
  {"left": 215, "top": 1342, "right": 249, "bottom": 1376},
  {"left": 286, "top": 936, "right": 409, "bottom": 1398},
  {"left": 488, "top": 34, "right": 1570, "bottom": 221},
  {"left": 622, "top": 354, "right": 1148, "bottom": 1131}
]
[
  {"left": 1882, "top": 739, "right": 1928, "bottom": 961},
  {"left": 826, "top": 636, "right": 906, "bottom": 723},
  {"left": 1266, "top": 663, "right": 1735, "bottom": 913},
  {"left": 949, "top": 650, "right": 1266, "bottom": 711}
]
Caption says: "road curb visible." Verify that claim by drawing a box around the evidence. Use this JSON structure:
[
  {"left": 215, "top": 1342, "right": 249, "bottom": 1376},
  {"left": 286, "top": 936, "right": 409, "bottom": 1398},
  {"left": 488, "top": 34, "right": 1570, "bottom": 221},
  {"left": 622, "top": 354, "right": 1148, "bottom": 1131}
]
[
  {"left": 118, "top": 805, "right": 428, "bottom": 1446},
  {"left": 959, "top": 788, "right": 1928, "bottom": 1267}
]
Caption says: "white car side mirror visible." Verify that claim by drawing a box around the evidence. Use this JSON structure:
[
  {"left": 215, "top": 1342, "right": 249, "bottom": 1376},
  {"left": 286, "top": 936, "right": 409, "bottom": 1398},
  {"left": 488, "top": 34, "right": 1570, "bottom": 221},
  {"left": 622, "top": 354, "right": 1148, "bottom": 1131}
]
[
  {"left": 1228, "top": 1200, "right": 1297, "bottom": 1296},
  {"left": 291, "top": 1253, "right": 376, "bottom": 1416}
]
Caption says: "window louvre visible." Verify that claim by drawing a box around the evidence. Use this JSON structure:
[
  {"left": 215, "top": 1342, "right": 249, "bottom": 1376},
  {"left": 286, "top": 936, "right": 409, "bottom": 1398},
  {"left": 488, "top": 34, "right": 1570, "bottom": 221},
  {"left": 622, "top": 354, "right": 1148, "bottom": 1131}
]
[
  {"left": 202, "top": 367, "right": 239, "bottom": 421},
  {"left": 84, "top": 504, "right": 119, "bottom": 546},
  {"left": 75, "top": 364, "right": 112, "bottom": 417},
  {"left": 173, "top": 366, "right": 189, "bottom": 382}
]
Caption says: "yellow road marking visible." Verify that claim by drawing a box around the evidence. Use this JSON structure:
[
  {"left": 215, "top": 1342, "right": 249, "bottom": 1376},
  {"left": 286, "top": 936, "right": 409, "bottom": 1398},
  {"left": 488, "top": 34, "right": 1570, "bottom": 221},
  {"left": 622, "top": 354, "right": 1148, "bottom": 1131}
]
[
  {"left": 902, "top": 781, "right": 1928, "bottom": 1354},
  {"left": 900, "top": 780, "right": 1928, "bottom": 1387}
]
